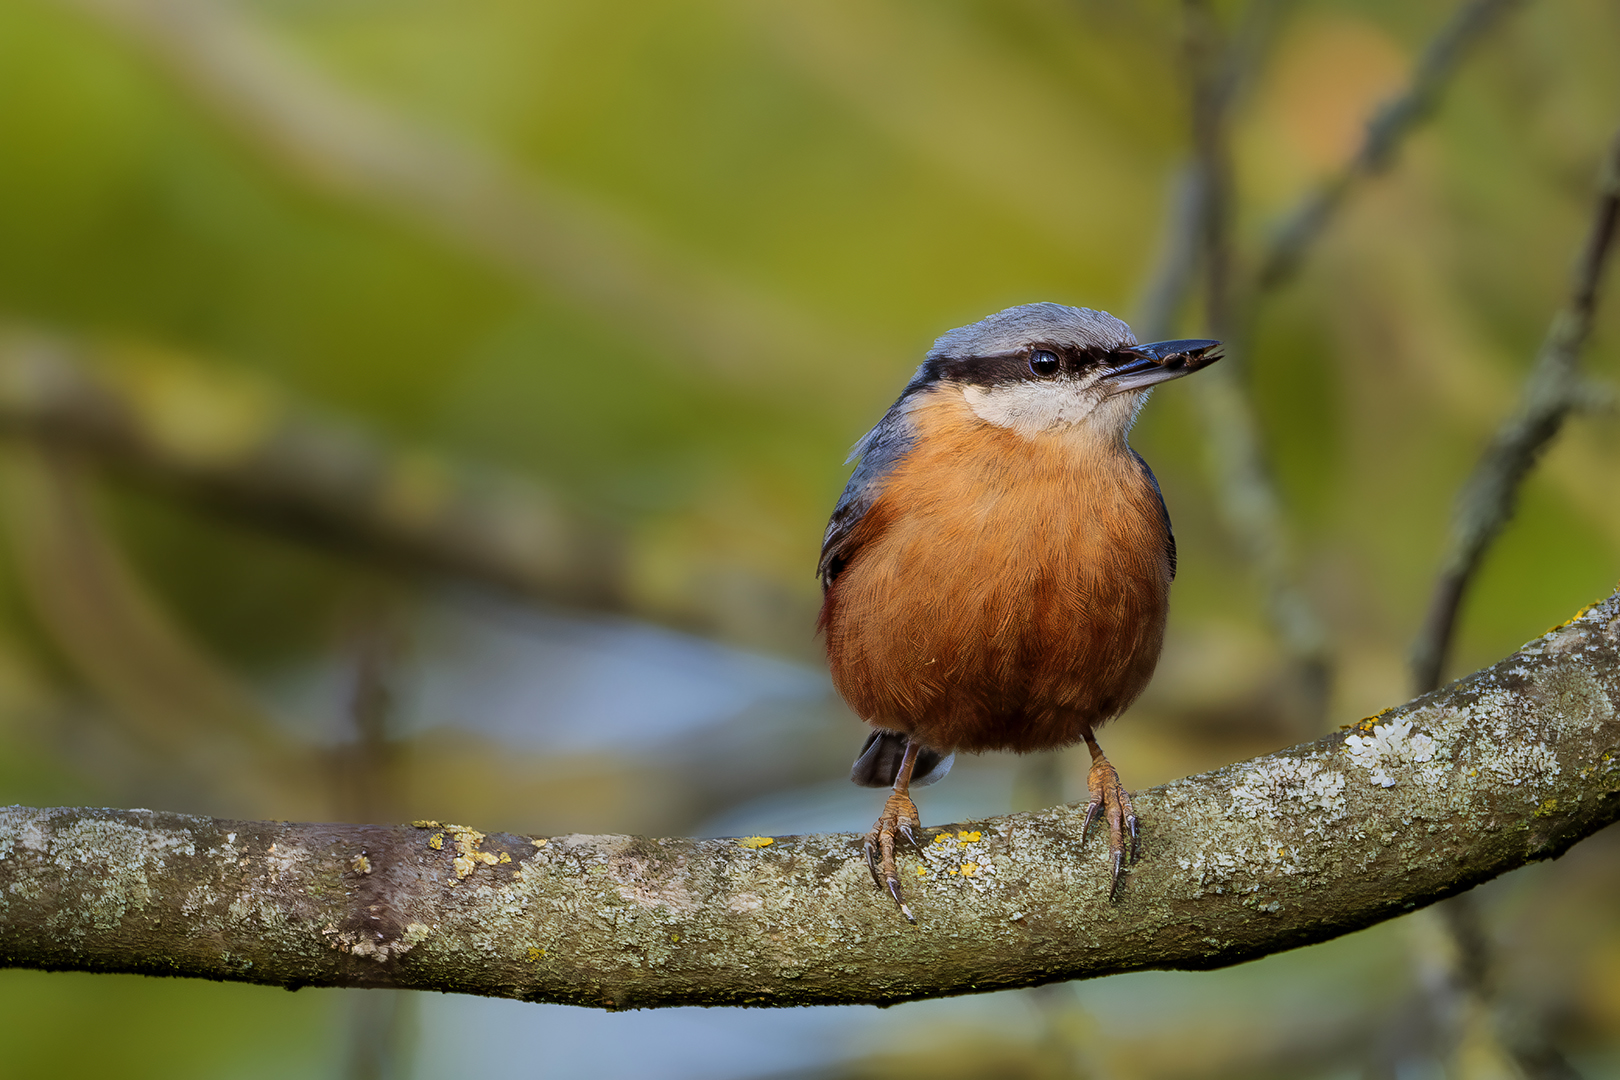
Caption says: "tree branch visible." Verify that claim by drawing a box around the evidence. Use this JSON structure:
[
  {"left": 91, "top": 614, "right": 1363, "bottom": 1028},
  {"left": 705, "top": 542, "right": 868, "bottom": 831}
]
[
  {"left": 1411, "top": 127, "right": 1620, "bottom": 694},
  {"left": 4, "top": 590, "right": 1618, "bottom": 1009}
]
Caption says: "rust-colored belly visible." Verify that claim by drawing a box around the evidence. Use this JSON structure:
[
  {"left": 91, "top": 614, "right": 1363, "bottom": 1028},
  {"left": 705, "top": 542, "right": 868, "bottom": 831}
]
[{"left": 821, "top": 393, "right": 1172, "bottom": 754}]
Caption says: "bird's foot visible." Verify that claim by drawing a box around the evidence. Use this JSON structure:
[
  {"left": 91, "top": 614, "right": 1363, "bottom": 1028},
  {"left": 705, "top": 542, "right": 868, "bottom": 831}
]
[
  {"left": 864, "top": 790, "right": 924, "bottom": 923},
  {"left": 1081, "top": 755, "right": 1139, "bottom": 901}
]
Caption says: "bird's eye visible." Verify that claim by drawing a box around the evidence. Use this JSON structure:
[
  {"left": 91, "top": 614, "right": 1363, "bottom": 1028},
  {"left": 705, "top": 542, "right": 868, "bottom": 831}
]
[{"left": 1028, "top": 350, "right": 1060, "bottom": 377}]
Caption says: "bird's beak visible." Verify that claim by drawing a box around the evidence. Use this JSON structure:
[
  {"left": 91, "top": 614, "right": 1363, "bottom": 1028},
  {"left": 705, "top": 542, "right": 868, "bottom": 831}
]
[{"left": 1100, "top": 338, "right": 1222, "bottom": 394}]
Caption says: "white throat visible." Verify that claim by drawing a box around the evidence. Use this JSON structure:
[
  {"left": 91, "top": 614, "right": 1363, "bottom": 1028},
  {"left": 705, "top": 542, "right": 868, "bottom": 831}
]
[{"left": 959, "top": 379, "right": 1145, "bottom": 440}]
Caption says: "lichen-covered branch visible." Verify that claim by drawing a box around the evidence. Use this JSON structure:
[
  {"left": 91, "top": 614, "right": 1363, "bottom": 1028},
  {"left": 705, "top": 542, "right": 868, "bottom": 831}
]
[
  {"left": 1411, "top": 127, "right": 1620, "bottom": 694},
  {"left": 3, "top": 591, "right": 1618, "bottom": 1009}
]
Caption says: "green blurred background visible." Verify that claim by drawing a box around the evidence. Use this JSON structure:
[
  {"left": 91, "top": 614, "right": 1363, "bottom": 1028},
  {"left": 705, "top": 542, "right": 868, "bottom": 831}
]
[{"left": 1, "top": 0, "right": 1617, "bottom": 1076}]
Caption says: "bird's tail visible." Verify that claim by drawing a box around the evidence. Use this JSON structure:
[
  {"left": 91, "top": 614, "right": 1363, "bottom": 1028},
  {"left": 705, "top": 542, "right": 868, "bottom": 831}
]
[{"left": 850, "top": 731, "right": 954, "bottom": 788}]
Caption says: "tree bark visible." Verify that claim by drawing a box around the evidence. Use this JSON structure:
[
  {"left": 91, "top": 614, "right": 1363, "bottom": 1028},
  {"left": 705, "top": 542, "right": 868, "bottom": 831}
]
[{"left": 3, "top": 591, "right": 1618, "bottom": 1010}]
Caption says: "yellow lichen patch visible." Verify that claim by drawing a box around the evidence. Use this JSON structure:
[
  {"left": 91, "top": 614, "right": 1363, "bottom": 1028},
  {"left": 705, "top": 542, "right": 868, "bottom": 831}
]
[
  {"left": 441, "top": 825, "right": 502, "bottom": 879},
  {"left": 531, "top": 838, "right": 549, "bottom": 847},
  {"left": 350, "top": 854, "right": 372, "bottom": 875},
  {"left": 411, "top": 820, "right": 442, "bottom": 829},
  {"left": 933, "top": 834, "right": 950, "bottom": 846},
  {"left": 1549, "top": 599, "right": 1601, "bottom": 633},
  {"left": 960, "top": 862, "right": 979, "bottom": 877},
  {"left": 915, "top": 866, "right": 928, "bottom": 877},
  {"left": 736, "top": 836, "right": 774, "bottom": 849},
  {"left": 1354, "top": 709, "right": 1394, "bottom": 732},
  {"left": 957, "top": 830, "right": 982, "bottom": 842},
  {"left": 498, "top": 852, "right": 511, "bottom": 864},
  {"left": 1536, "top": 798, "right": 1560, "bottom": 817},
  {"left": 428, "top": 833, "right": 445, "bottom": 850},
  {"left": 526, "top": 947, "right": 545, "bottom": 962}
]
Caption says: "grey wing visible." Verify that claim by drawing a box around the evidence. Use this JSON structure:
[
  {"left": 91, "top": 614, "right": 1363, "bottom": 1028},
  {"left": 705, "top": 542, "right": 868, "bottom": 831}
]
[
  {"left": 817, "top": 396, "right": 920, "bottom": 589},
  {"left": 1131, "top": 449, "right": 1177, "bottom": 580}
]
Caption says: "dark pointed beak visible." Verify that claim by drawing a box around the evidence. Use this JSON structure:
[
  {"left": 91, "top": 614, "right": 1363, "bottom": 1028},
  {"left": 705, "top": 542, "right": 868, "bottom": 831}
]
[{"left": 1100, "top": 338, "right": 1222, "bottom": 394}]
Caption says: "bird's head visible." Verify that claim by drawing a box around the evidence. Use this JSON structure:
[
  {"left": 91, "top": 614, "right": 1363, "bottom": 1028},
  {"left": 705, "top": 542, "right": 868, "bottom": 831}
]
[{"left": 912, "top": 302, "right": 1221, "bottom": 441}]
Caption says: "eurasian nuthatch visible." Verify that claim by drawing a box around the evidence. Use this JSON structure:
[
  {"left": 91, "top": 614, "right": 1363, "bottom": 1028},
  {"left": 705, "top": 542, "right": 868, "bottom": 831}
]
[{"left": 817, "top": 302, "right": 1221, "bottom": 921}]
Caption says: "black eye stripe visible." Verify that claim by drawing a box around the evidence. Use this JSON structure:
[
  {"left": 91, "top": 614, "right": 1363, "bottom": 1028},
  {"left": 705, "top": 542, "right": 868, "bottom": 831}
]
[{"left": 924, "top": 343, "right": 1118, "bottom": 386}]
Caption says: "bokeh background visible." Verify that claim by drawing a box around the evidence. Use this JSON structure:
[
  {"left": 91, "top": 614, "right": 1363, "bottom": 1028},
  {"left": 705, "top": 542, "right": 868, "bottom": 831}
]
[{"left": 1, "top": 0, "right": 1618, "bottom": 1077}]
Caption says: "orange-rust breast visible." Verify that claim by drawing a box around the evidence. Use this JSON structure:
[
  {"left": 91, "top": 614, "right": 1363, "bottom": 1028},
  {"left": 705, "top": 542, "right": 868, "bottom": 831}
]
[{"left": 820, "top": 385, "right": 1173, "bottom": 754}]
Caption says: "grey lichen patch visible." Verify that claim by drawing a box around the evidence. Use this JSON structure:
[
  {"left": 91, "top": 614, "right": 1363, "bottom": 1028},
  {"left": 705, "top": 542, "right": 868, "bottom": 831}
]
[
  {"left": 725, "top": 892, "right": 764, "bottom": 914},
  {"left": 1447, "top": 692, "right": 1563, "bottom": 792},
  {"left": 327, "top": 918, "right": 432, "bottom": 962},
  {"left": 612, "top": 853, "right": 697, "bottom": 914},
  {"left": 1344, "top": 716, "right": 1442, "bottom": 788},
  {"left": 1532, "top": 665, "right": 1615, "bottom": 735},
  {"left": 41, "top": 817, "right": 198, "bottom": 932},
  {"left": 264, "top": 840, "right": 310, "bottom": 885},
  {"left": 1229, "top": 755, "right": 1346, "bottom": 829}
]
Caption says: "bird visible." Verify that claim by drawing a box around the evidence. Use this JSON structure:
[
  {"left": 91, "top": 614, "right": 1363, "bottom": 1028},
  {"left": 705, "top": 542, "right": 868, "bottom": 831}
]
[{"left": 816, "top": 302, "right": 1220, "bottom": 922}]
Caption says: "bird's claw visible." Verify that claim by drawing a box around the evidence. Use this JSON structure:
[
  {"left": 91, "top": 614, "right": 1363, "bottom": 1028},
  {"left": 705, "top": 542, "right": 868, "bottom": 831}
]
[
  {"left": 1083, "top": 755, "right": 1138, "bottom": 902},
  {"left": 864, "top": 791, "right": 922, "bottom": 923}
]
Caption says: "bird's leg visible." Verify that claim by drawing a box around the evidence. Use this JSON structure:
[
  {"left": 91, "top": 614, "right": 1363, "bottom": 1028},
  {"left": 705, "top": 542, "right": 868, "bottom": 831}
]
[
  {"left": 1080, "top": 731, "right": 1139, "bottom": 901},
  {"left": 864, "top": 736, "right": 924, "bottom": 923}
]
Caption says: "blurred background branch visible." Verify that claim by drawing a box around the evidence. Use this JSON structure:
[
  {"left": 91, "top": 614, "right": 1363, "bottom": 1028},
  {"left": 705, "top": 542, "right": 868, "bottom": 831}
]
[
  {"left": 1257, "top": 0, "right": 1526, "bottom": 291},
  {"left": 0, "top": 327, "right": 813, "bottom": 635},
  {"left": 1181, "top": 0, "right": 1329, "bottom": 728},
  {"left": 1412, "top": 127, "right": 1620, "bottom": 697}
]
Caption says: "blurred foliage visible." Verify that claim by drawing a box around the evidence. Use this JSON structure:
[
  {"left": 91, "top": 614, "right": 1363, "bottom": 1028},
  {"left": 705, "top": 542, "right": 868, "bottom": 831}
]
[{"left": 0, "top": 0, "right": 1618, "bottom": 1076}]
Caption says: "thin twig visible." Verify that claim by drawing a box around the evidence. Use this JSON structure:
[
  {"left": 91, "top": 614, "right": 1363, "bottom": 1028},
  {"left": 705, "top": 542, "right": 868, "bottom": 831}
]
[
  {"left": 1257, "top": 0, "right": 1525, "bottom": 291},
  {"left": 1133, "top": 0, "right": 1294, "bottom": 339},
  {"left": 1410, "top": 127, "right": 1620, "bottom": 695},
  {"left": 1132, "top": 166, "right": 1205, "bottom": 342},
  {"left": 1182, "top": 0, "right": 1332, "bottom": 724}
]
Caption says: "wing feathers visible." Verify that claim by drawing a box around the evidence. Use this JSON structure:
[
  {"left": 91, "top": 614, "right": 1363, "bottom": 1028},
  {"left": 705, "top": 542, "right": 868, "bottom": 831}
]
[{"left": 817, "top": 386, "right": 925, "bottom": 588}]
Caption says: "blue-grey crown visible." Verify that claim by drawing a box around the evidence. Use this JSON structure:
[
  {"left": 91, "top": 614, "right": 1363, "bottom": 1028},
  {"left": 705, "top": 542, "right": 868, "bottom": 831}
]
[{"left": 927, "top": 303, "right": 1137, "bottom": 362}]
